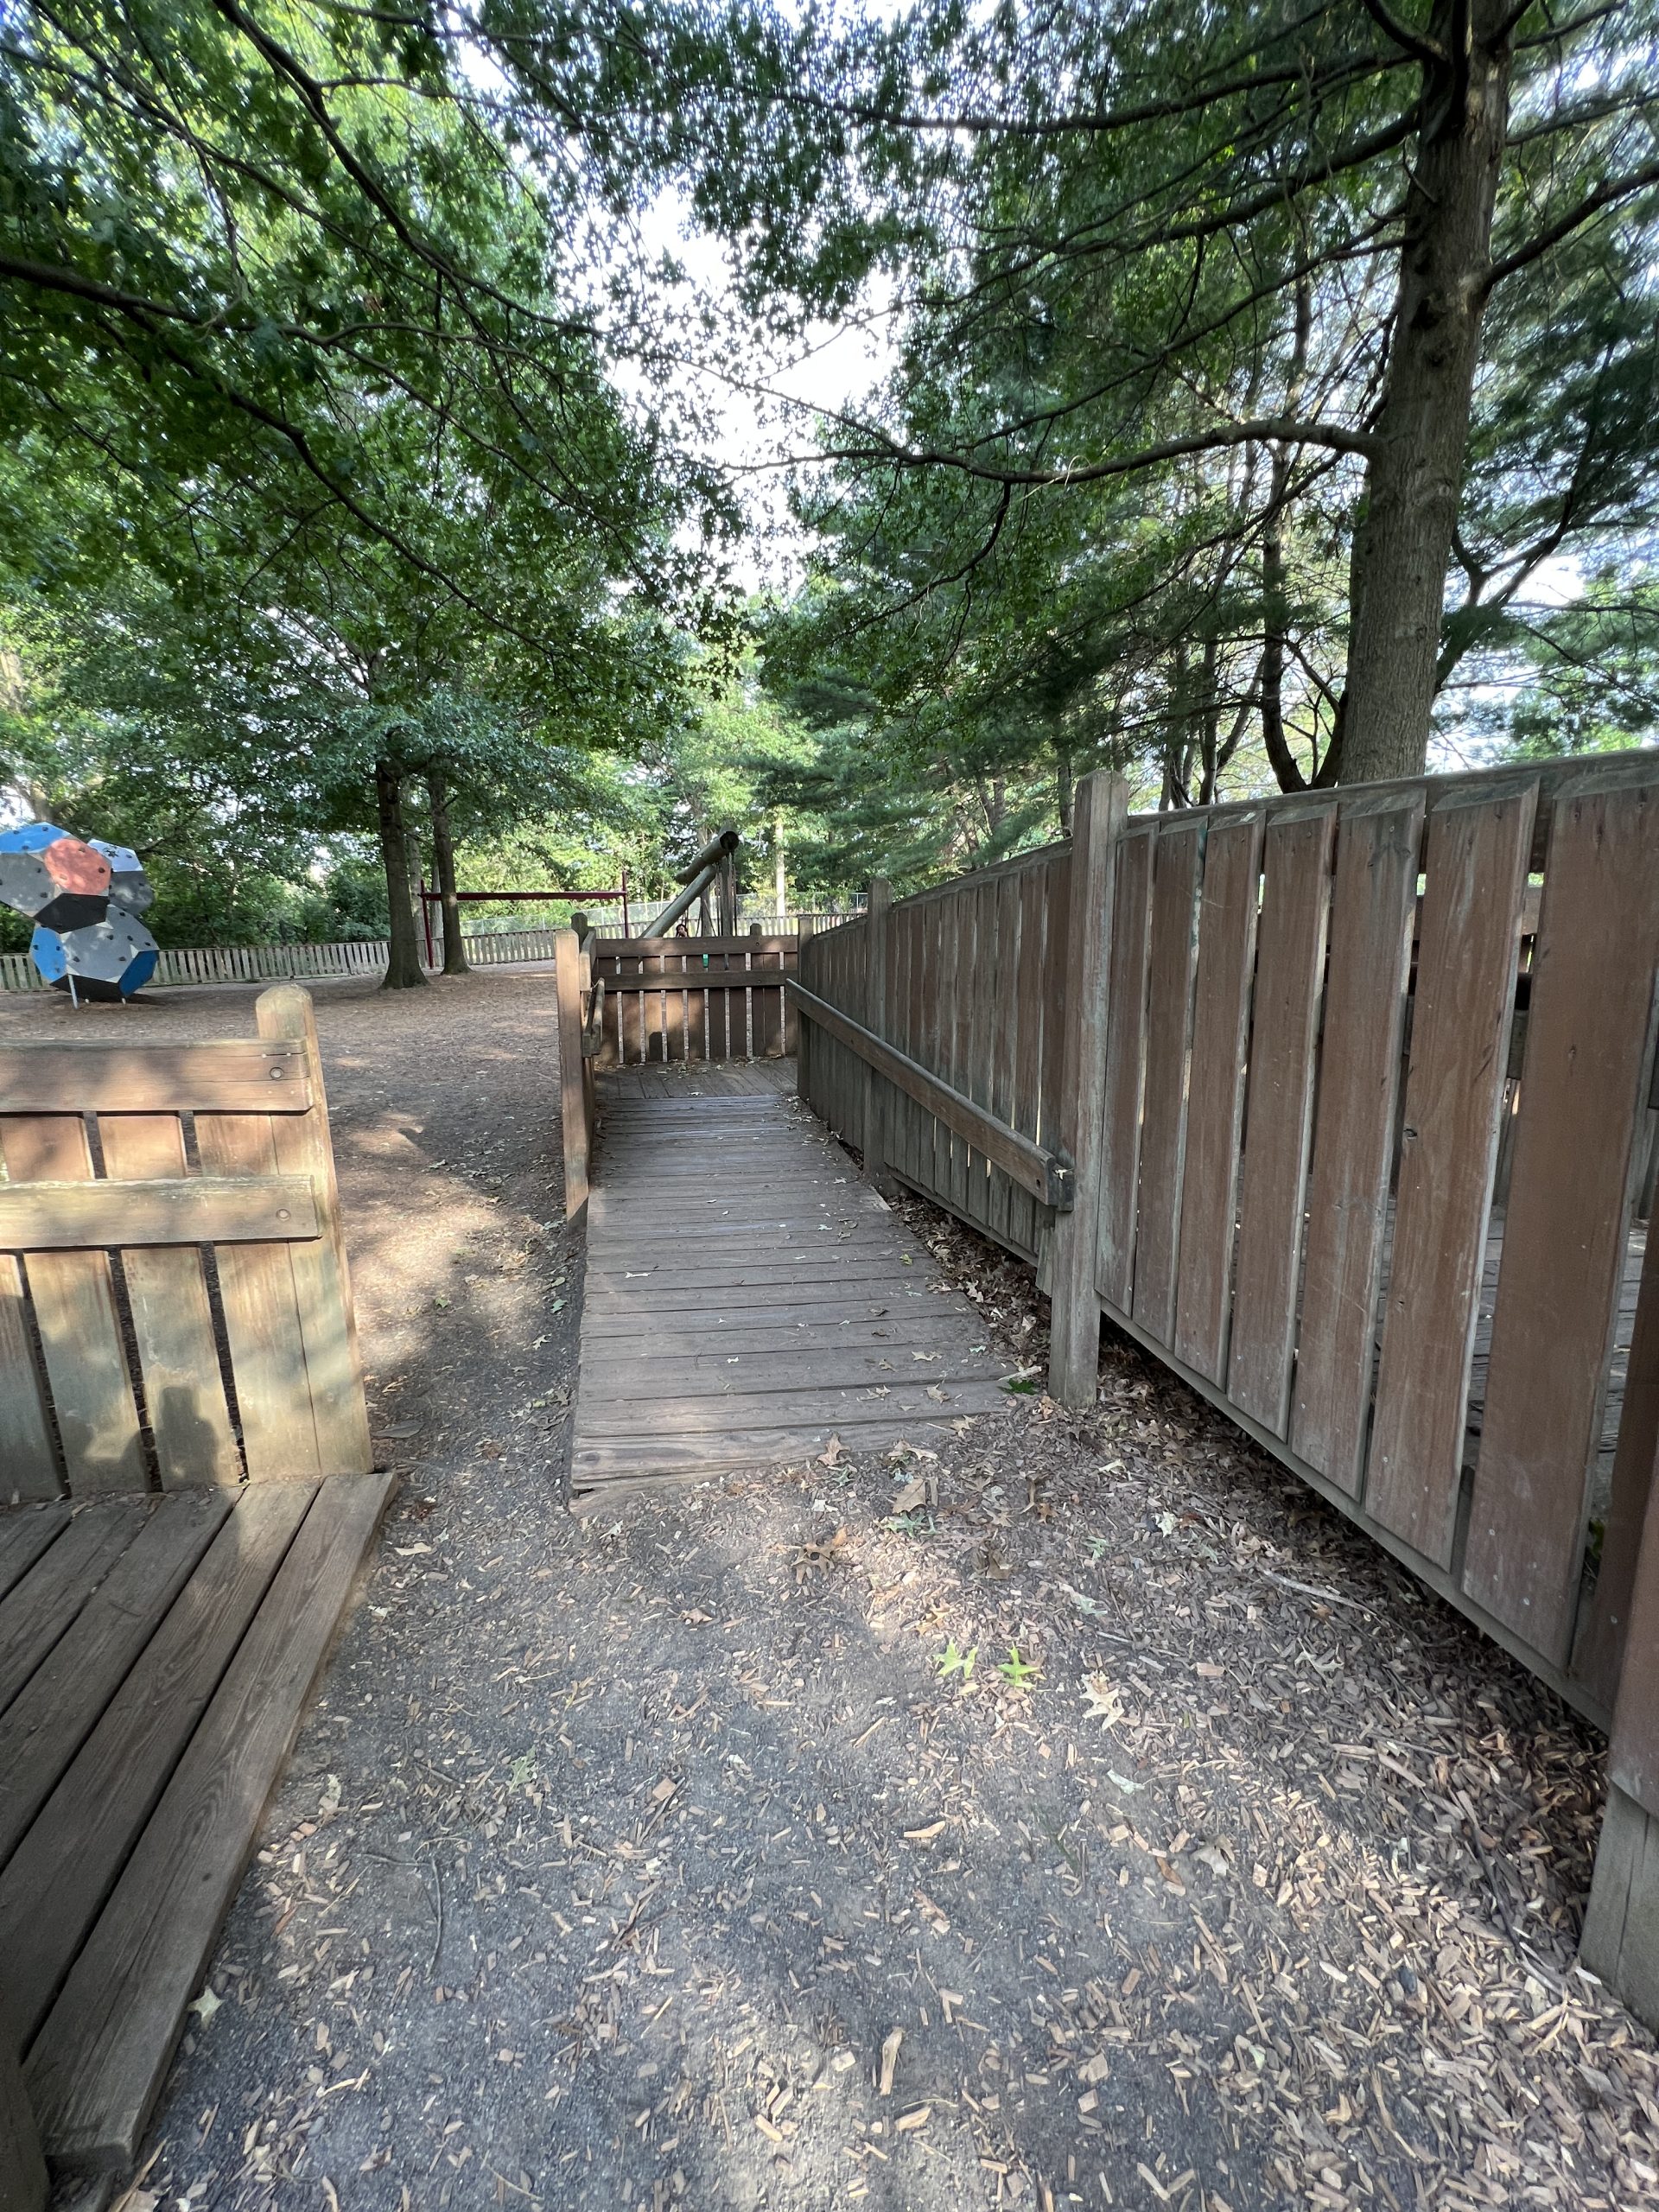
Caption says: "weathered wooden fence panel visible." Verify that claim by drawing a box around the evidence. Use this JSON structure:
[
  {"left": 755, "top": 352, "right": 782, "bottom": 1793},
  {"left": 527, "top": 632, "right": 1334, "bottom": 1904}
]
[
  {"left": 1089, "top": 763, "right": 1656, "bottom": 1720},
  {"left": 786, "top": 752, "right": 1659, "bottom": 2031},
  {"left": 812, "top": 915, "right": 871, "bottom": 1152},
  {"left": 1366, "top": 786, "right": 1537, "bottom": 1562},
  {"left": 1460, "top": 780, "right": 1659, "bottom": 1662},
  {"left": 0, "top": 986, "right": 372, "bottom": 1499},
  {"left": 1225, "top": 804, "right": 1336, "bottom": 1438},
  {"left": 1288, "top": 791, "right": 1424, "bottom": 1495},
  {"left": 586, "top": 935, "right": 796, "bottom": 1070},
  {"left": 1172, "top": 811, "right": 1262, "bottom": 1385},
  {"left": 1096, "top": 823, "right": 1155, "bottom": 1310},
  {"left": 800, "top": 851, "right": 1071, "bottom": 1264}
]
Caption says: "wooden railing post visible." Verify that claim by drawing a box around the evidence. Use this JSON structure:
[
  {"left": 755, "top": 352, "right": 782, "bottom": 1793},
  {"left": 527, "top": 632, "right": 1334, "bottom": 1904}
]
[
  {"left": 578, "top": 933, "right": 598, "bottom": 1154},
  {"left": 555, "top": 928, "right": 590, "bottom": 1219},
  {"left": 1583, "top": 1417, "right": 1659, "bottom": 2029},
  {"left": 862, "top": 879, "right": 894, "bottom": 1194},
  {"left": 796, "top": 914, "right": 815, "bottom": 1103},
  {"left": 252, "top": 985, "right": 374, "bottom": 1477},
  {"left": 1047, "top": 771, "right": 1130, "bottom": 1406}
]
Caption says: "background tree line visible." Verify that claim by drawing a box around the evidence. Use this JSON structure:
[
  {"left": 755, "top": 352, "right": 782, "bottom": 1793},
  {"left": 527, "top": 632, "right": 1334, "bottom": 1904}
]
[{"left": 3, "top": 0, "right": 1656, "bottom": 944}]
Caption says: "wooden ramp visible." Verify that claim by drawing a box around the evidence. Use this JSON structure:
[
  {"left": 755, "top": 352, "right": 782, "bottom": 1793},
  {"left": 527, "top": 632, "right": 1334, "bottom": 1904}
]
[
  {"left": 0, "top": 1471, "right": 391, "bottom": 2173},
  {"left": 569, "top": 1068, "right": 1015, "bottom": 1508}
]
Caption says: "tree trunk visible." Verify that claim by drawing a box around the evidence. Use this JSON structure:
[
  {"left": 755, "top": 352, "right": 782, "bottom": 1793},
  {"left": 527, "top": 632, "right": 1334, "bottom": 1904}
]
[
  {"left": 1261, "top": 483, "right": 1301, "bottom": 794},
  {"left": 427, "top": 768, "right": 470, "bottom": 976},
  {"left": 1055, "top": 746, "right": 1074, "bottom": 836},
  {"left": 404, "top": 781, "right": 425, "bottom": 953},
  {"left": 772, "top": 810, "right": 787, "bottom": 918},
  {"left": 1161, "top": 642, "right": 1192, "bottom": 807},
  {"left": 1263, "top": 275, "right": 1313, "bottom": 793},
  {"left": 375, "top": 758, "right": 427, "bottom": 989},
  {"left": 1340, "top": 0, "right": 1515, "bottom": 786},
  {"left": 1198, "top": 637, "right": 1222, "bottom": 803}
]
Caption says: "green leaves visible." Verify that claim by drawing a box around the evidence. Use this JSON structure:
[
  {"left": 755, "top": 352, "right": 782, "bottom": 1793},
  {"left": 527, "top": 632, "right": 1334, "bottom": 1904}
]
[
  {"left": 0, "top": 0, "right": 731, "bottom": 648},
  {"left": 638, "top": 0, "right": 1659, "bottom": 794}
]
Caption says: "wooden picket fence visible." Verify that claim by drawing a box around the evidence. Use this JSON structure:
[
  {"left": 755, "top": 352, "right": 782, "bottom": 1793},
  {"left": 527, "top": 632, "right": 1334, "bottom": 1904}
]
[
  {"left": 0, "top": 916, "right": 847, "bottom": 996},
  {"left": 791, "top": 751, "right": 1659, "bottom": 2027},
  {"left": 0, "top": 928, "right": 565, "bottom": 993}
]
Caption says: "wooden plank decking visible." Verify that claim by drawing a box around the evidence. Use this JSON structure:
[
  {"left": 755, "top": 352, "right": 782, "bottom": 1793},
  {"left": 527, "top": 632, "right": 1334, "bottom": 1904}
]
[
  {"left": 0, "top": 1471, "right": 392, "bottom": 2174},
  {"left": 569, "top": 1065, "right": 1016, "bottom": 1507}
]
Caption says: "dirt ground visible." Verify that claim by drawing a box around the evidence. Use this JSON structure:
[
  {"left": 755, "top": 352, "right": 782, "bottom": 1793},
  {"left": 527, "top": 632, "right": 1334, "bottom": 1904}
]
[{"left": 7, "top": 972, "right": 1659, "bottom": 2212}]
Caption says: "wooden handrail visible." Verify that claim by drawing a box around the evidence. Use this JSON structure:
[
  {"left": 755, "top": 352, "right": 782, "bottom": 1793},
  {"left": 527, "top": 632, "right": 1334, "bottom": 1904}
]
[
  {"left": 582, "top": 976, "right": 606, "bottom": 1058},
  {"left": 786, "top": 980, "right": 1073, "bottom": 1210}
]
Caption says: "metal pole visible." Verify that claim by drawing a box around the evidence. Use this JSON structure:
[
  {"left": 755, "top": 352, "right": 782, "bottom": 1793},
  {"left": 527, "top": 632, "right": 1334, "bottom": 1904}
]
[
  {"left": 673, "top": 827, "right": 740, "bottom": 887},
  {"left": 644, "top": 858, "right": 722, "bottom": 938}
]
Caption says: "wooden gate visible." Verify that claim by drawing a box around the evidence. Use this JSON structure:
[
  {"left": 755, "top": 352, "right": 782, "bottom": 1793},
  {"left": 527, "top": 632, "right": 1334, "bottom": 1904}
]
[
  {"left": 586, "top": 932, "right": 797, "bottom": 1069},
  {"left": 0, "top": 983, "right": 372, "bottom": 1497}
]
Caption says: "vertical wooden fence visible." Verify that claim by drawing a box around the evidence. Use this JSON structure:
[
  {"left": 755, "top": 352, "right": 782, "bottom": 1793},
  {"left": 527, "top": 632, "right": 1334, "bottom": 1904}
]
[
  {"left": 585, "top": 934, "right": 798, "bottom": 1071},
  {"left": 798, "top": 853, "right": 1072, "bottom": 1262},
  {"left": 791, "top": 752, "right": 1659, "bottom": 2030}
]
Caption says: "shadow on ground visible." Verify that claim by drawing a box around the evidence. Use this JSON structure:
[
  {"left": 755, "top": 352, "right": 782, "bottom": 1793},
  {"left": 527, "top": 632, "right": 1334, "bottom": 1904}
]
[{"left": 7, "top": 976, "right": 1656, "bottom": 2212}]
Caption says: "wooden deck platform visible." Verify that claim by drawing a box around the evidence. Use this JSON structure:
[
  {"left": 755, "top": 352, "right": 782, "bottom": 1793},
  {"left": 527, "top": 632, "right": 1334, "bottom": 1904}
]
[
  {"left": 569, "top": 1067, "right": 1016, "bottom": 1507},
  {"left": 0, "top": 1471, "right": 392, "bottom": 2174}
]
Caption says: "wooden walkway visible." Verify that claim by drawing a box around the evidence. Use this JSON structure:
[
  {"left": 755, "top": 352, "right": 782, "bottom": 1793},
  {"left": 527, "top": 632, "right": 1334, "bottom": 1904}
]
[
  {"left": 0, "top": 1471, "right": 391, "bottom": 2173},
  {"left": 569, "top": 1066, "right": 1015, "bottom": 1507}
]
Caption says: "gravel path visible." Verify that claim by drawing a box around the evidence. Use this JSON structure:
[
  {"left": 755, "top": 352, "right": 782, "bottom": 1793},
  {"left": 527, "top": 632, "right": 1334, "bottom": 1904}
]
[{"left": 6, "top": 974, "right": 1657, "bottom": 2212}]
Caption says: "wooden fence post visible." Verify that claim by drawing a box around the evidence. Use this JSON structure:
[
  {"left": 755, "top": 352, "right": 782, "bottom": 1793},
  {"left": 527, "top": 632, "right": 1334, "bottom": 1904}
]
[
  {"left": 253, "top": 985, "right": 374, "bottom": 1477},
  {"left": 796, "top": 915, "right": 815, "bottom": 1103},
  {"left": 578, "top": 932, "right": 598, "bottom": 1154},
  {"left": 1583, "top": 1422, "right": 1659, "bottom": 2029},
  {"left": 861, "top": 879, "right": 894, "bottom": 1194},
  {"left": 555, "top": 929, "right": 590, "bottom": 1219},
  {"left": 1047, "top": 772, "right": 1130, "bottom": 1407}
]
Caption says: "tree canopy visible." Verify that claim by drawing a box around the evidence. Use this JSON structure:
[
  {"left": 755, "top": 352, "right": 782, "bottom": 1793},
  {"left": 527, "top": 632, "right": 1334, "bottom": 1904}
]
[
  {"left": 515, "top": 0, "right": 1659, "bottom": 809},
  {"left": 3, "top": 0, "right": 1656, "bottom": 941}
]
